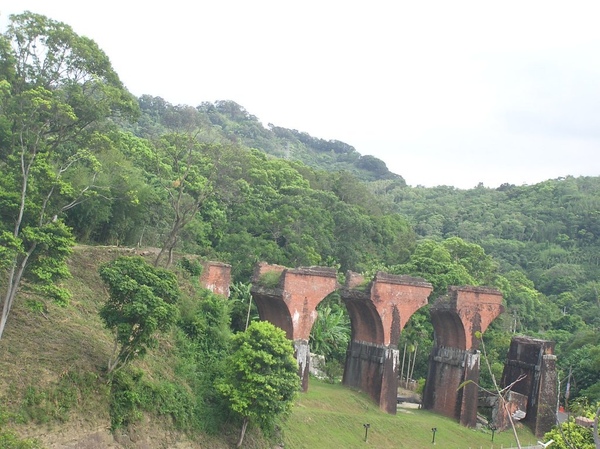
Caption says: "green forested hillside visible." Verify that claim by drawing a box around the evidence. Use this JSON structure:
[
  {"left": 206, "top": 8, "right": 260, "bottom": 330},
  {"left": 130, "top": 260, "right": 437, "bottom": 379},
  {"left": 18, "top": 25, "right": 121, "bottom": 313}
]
[
  {"left": 1, "top": 11, "right": 599, "bottom": 448},
  {"left": 129, "top": 96, "right": 401, "bottom": 183}
]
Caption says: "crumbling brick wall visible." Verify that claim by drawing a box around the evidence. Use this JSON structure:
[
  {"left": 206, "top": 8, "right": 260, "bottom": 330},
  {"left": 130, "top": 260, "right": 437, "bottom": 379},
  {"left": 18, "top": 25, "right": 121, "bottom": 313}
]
[
  {"left": 199, "top": 261, "right": 231, "bottom": 297},
  {"left": 251, "top": 263, "right": 338, "bottom": 391}
]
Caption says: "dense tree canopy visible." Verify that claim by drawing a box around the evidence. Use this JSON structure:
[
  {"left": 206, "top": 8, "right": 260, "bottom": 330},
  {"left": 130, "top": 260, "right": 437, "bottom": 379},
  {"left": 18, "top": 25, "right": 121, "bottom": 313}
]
[
  {"left": 99, "top": 256, "right": 180, "bottom": 373},
  {"left": 216, "top": 321, "right": 299, "bottom": 447},
  {"left": 1, "top": 12, "right": 600, "bottom": 420},
  {"left": 0, "top": 11, "right": 138, "bottom": 339}
]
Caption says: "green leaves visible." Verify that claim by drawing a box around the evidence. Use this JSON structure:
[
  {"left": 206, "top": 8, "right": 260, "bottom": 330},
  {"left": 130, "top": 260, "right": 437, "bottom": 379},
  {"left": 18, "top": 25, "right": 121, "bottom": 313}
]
[
  {"left": 99, "top": 256, "right": 180, "bottom": 373},
  {"left": 310, "top": 300, "right": 350, "bottom": 363},
  {"left": 390, "top": 238, "right": 474, "bottom": 297},
  {"left": 0, "top": 231, "right": 21, "bottom": 269},
  {"left": 544, "top": 418, "right": 595, "bottom": 449},
  {"left": 150, "top": 132, "right": 213, "bottom": 266},
  {"left": 216, "top": 321, "right": 299, "bottom": 444},
  {"left": 0, "top": 11, "right": 139, "bottom": 339}
]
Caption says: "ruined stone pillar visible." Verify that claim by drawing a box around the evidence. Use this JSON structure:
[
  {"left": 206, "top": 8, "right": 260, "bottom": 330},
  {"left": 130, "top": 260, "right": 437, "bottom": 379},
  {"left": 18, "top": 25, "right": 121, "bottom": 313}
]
[
  {"left": 423, "top": 346, "right": 483, "bottom": 426},
  {"left": 341, "top": 272, "right": 432, "bottom": 414},
  {"left": 535, "top": 354, "right": 558, "bottom": 435},
  {"left": 423, "top": 286, "right": 504, "bottom": 427},
  {"left": 500, "top": 337, "right": 557, "bottom": 437},
  {"left": 199, "top": 261, "right": 231, "bottom": 297},
  {"left": 251, "top": 263, "right": 338, "bottom": 391}
]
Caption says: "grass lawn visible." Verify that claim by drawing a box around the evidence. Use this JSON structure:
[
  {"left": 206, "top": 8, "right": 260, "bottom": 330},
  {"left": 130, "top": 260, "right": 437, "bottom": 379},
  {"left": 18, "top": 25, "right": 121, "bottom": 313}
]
[{"left": 282, "top": 379, "right": 539, "bottom": 449}]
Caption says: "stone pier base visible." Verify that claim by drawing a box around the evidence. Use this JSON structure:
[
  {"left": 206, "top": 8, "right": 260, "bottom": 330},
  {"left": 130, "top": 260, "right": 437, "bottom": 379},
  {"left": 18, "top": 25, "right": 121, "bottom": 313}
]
[
  {"left": 342, "top": 340, "right": 399, "bottom": 414},
  {"left": 423, "top": 346, "right": 481, "bottom": 427}
]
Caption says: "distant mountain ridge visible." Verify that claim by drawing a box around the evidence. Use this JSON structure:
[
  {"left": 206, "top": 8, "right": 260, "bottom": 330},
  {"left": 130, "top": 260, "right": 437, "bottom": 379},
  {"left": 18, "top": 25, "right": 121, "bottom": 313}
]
[{"left": 133, "top": 97, "right": 404, "bottom": 183}]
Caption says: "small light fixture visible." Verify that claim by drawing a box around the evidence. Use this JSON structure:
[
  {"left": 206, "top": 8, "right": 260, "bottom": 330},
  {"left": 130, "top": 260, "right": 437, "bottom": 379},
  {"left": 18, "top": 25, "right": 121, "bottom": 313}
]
[{"left": 363, "top": 423, "right": 370, "bottom": 442}]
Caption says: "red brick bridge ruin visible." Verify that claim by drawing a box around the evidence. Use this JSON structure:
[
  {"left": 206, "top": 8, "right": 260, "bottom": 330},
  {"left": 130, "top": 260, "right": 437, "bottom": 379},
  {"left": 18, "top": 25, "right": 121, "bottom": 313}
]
[{"left": 200, "top": 261, "right": 517, "bottom": 428}]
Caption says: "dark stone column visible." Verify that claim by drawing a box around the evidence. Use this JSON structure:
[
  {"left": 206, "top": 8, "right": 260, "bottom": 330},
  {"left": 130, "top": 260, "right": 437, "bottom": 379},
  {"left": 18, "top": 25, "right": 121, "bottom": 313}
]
[
  {"left": 459, "top": 350, "right": 481, "bottom": 427},
  {"left": 531, "top": 354, "right": 558, "bottom": 436},
  {"left": 423, "top": 347, "right": 472, "bottom": 421},
  {"left": 342, "top": 341, "right": 399, "bottom": 414},
  {"left": 500, "top": 337, "right": 557, "bottom": 437}
]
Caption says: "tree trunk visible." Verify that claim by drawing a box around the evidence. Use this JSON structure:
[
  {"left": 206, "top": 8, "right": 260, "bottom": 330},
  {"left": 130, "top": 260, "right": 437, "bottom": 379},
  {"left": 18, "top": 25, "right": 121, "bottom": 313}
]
[
  {"left": 236, "top": 416, "right": 249, "bottom": 448},
  {"left": 409, "top": 342, "right": 418, "bottom": 385},
  {"left": 400, "top": 342, "right": 407, "bottom": 388},
  {"left": 167, "top": 237, "right": 177, "bottom": 268},
  {"left": 406, "top": 350, "right": 412, "bottom": 384},
  {"left": 155, "top": 223, "right": 180, "bottom": 267},
  {"left": 594, "top": 406, "right": 599, "bottom": 449},
  {"left": 0, "top": 246, "right": 36, "bottom": 340}
]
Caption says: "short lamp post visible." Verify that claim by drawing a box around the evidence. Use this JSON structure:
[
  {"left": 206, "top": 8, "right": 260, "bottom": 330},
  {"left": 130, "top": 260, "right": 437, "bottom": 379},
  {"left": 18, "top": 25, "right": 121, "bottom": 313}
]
[
  {"left": 431, "top": 427, "right": 437, "bottom": 444},
  {"left": 363, "top": 423, "right": 370, "bottom": 442},
  {"left": 490, "top": 424, "right": 497, "bottom": 442}
]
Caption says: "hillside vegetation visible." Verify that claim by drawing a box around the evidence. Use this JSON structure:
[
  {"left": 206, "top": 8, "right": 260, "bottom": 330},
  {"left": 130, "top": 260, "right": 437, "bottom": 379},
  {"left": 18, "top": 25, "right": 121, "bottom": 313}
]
[
  {"left": 0, "top": 246, "right": 539, "bottom": 448},
  {"left": 0, "top": 246, "right": 271, "bottom": 448},
  {"left": 1, "top": 10, "right": 599, "bottom": 448}
]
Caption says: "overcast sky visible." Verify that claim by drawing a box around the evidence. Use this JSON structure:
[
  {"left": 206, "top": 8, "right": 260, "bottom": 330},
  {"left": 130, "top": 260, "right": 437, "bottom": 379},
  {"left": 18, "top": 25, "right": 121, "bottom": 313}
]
[{"left": 2, "top": 1, "right": 599, "bottom": 188}]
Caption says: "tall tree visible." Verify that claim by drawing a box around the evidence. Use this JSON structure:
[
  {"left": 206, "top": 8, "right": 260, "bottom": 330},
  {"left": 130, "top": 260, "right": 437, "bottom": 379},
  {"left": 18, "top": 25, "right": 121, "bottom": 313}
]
[
  {"left": 99, "top": 256, "right": 180, "bottom": 374},
  {"left": 0, "top": 12, "right": 138, "bottom": 339},
  {"left": 216, "top": 321, "right": 299, "bottom": 447},
  {"left": 152, "top": 133, "right": 212, "bottom": 267}
]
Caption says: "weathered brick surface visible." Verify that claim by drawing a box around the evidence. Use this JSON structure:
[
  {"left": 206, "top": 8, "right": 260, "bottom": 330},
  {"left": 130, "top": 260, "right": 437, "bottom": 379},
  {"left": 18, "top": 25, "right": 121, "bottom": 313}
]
[
  {"left": 253, "top": 262, "right": 287, "bottom": 283},
  {"left": 282, "top": 267, "right": 340, "bottom": 340},
  {"left": 423, "top": 347, "right": 479, "bottom": 422},
  {"left": 251, "top": 263, "right": 339, "bottom": 341},
  {"left": 199, "top": 261, "right": 231, "bottom": 297},
  {"left": 342, "top": 271, "right": 432, "bottom": 346},
  {"left": 491, "top": 390, "right": 529, "bottom": 431},
  {"left": 343, "top": 341, "right": 399, "bottom": 413},
  {"left": 431, "top": 286, "right": 504, "bottom": 350},
  {"left": 370, "top": 272, "right": 433, "bottom": 346},
  {"left": 341, "top": 272, "right": 432, "bottom": 414},
  {"left": 424, "top": 286, "right": 504, "bottom": 427},
  {"left": 500, "top": 337, "right": 557, "bottom": 437}
]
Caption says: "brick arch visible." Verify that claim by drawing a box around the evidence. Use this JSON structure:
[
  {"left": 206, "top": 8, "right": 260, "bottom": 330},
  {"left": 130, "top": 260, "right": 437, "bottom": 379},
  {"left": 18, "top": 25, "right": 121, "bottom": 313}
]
[
  {"left": 250, "top": 263, "right": 339, "bottom": 391},
  {"left": 423, "top": 286, "right": 504, "bottom": 427},
  {"left": 340, "top": 271, "right": 433, "bottom": 413},
  {"left": 344, "top": 294, "right": 384, "bottom": 345},
  {"left": 430, "top": 310, "right": 466, "bottom": 350},
  {"left": 255, "top": 295, "right": 294, "bottom": 339},
  {"left": 249, "top": 263, "right": 433, "bottom": 408},
  {"left": 201, "top": 261, "right": 506, "bottom": 423},
  {"left": 250, "top": 263, "right": 292, "bottom": 339}
]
